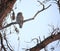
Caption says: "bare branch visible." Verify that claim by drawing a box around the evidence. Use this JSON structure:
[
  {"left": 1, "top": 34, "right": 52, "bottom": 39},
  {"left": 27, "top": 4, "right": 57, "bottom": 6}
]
[
  {"left": 0, "top": 0, "right": 16, "bottom": 28},
  {"left": 33, "top": 4, "right": 51, "bottom": 19},
  {"left": 23, "top": 1, "right": 51, "bottom": 23},
  {"left": 11, "top": 10, "right": 15, "bottom": 20},
  {"left": 31, "top": 38, "right": 39, "bottom": 45},
  {"left": 14, "top": 25, "right": 19, "bottom": 33},
  {"left": 0, "top": 1, "right": 51, "bottom": 29},
  {"left": 23, "top": 18, "right": 34, "bottom": 23},
  {"left": 39, "top": 36, "right": 41, "bottom": 43},
  {"left": 37, "top": 0, "right": 45, "bottom": 9},
  {"left": 4, "top": 33, "right": 14, "bottom": 51},
  {"left": 0, "top": 22, "right": 17, "bottom": 30},
  {"left": 52, "top": 0, "right": 60, "bottom": 13},
  {"left": 42, "top": 0, "right": 51, "bottom": 4},
  {"left": 0, "top": 33, "right": 7, "bottom": 51},
  {"left": 29, "top": 32, "right": 60, "bottom": 51}
]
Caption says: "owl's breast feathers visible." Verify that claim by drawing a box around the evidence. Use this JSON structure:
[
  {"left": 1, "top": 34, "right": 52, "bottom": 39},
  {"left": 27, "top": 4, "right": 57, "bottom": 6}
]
[{"left": 16, "top": 12, "right": 24, "bottom": 28}]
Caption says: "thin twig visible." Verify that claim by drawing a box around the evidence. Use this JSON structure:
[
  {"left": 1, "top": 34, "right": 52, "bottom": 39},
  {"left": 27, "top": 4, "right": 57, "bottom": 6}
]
[
  {"left": 23, "top": 2, "right": 51, "bottom": 22},
  {"left": 4, "top": 34, "right": 14, "bottom": 51},
  {"left": 0, "top": 33, "right": 7, "bottom": 51}
]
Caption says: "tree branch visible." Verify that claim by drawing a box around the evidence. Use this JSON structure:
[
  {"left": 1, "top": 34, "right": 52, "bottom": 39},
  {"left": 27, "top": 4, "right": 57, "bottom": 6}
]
[
  {"left": 0, "top": 22, "right": 17, "bottom": 30},
  {"left": 29, "top": 32, "right": 60, "bottom": 51},
  {"left": 0, "top": 33, "right": 7, "bottom": 51},
  {"left": 0, "top": 0, "right": 16, "bottom": 28},
  {"left": 0, "top": 1, "right": 51, "bottom": 30},
  {"left": 23, "top": 1, "right": 51, "bottom": 23},
  {"left": 4, "top": 34, "right": 14, "bottom": 51}
]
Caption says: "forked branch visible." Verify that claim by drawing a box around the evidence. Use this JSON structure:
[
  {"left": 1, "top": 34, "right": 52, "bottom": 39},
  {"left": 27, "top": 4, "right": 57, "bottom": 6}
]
[
  {"left": 23, "top": 1, "right": 51, "bottom": 22},
  {"left": 29, "top": 32, "right": 60, "bottom": 51},
  {"left": 0, "top": 1, "right": 51, "bottom": 30}
]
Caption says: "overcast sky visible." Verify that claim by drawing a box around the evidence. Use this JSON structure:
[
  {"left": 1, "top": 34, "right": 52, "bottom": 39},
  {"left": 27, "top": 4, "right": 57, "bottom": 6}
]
[{"left": 6, "top": 0, "right": 60, "bottom": 51}]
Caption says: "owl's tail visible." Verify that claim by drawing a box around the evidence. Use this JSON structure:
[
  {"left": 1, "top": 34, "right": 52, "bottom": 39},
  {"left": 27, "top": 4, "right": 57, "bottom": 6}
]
[{"left": 20, "top": 25, "right": 22, "bottom": 28}]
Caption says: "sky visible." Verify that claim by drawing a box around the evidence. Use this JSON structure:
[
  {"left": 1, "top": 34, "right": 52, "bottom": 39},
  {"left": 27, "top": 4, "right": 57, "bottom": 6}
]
[{"left": 3, "top": 0, "right": 60, "bottom": 51}]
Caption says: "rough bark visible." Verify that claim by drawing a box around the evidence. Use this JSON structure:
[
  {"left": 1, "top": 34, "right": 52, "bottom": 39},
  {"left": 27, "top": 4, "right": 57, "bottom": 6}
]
[{"left": 0, "top": 0, "right": 16, "bottom": 28}]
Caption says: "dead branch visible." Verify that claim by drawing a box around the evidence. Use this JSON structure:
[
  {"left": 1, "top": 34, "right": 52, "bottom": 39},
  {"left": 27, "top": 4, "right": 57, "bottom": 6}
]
[{"left": 29, "top": 32, "right": 60, "bottom": 51}]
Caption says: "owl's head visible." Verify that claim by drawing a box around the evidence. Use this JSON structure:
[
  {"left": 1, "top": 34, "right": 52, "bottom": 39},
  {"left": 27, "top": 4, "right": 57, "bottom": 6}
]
[{"left": 17, "top": 12, "right": 22, "bottom": 16}]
